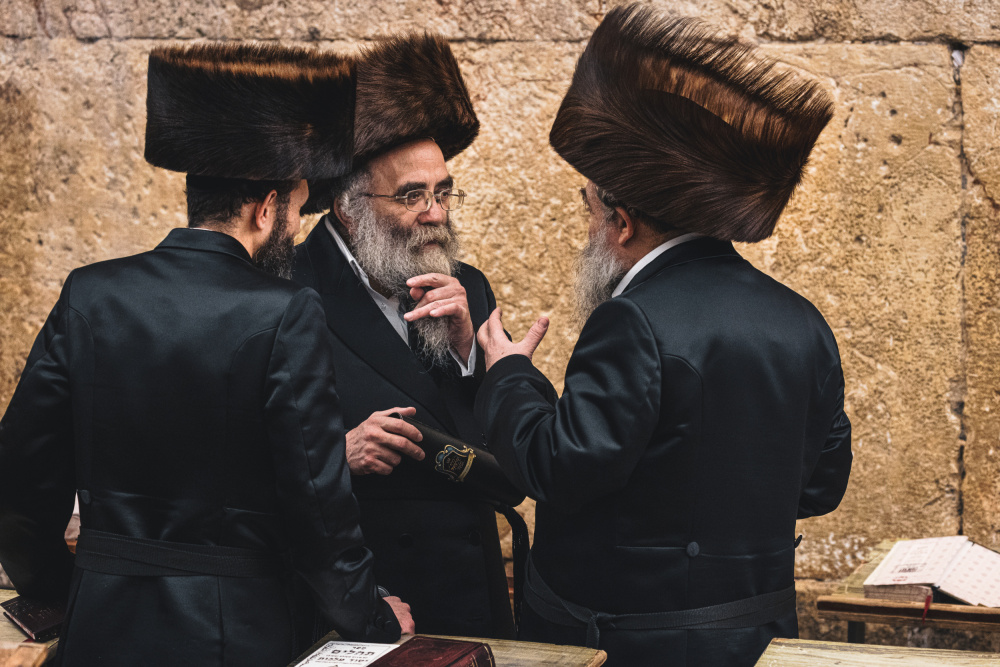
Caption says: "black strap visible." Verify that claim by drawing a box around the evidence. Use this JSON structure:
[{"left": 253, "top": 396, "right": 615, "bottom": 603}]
[
  {"left": 523, "top": 557, "right": 796, "bottom": 649},
  {"left": 75, "top": 529, "right": 280, "bottom": 578},
  {"left": 495, "top": 504, "right": 529, "bottom": 633}
]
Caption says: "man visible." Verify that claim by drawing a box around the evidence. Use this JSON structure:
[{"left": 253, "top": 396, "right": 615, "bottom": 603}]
[
  {"left": 293, "top": 34, "right": 517, "bottom": 639},
  {"left": 474, "top": 6, "right": 853, "bottom": 666},
  {"left": 0, "top": 43, "right": 411, "bottom": 666}
]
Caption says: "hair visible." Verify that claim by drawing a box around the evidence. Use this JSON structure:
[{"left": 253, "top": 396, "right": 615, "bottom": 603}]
[
  {"left": 594, "top": 184, "right": 677, "bottom": 234},
  {"left": 185, "top": 174, "right": 297, "bottom": 228}
]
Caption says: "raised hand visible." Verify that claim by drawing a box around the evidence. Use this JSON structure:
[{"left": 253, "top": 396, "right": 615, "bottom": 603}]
[
  {"left": 476, "top": 307, "right": 549, "bottom": 372},
  {"left": 403, "top": 273, "right": 474, "bottom": 360}
]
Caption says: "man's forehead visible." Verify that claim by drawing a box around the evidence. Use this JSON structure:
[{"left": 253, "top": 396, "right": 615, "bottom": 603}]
[{"left": 370, "top": 139, "right": 451, "bottom": 189}]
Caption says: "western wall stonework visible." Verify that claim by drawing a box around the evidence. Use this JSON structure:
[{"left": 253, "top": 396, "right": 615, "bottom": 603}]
[{"left": 1, "top": 0, "right": 999, "bottom": 651}]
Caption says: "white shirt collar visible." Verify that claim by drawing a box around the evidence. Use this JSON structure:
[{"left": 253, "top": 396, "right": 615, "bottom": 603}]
[
  {"left": 611, "top": 233, "right": 703, "bottom": 298},
  {"left": 325, "top": 216, "right": 373, "bottom": 290}
]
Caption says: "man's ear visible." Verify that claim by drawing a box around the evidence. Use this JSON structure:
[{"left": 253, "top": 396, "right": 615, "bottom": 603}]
[
  {"left": 253, "top": 189, "right": 280, "bottom": 235},
  {"left": 614, "top": 206, "right": 637, "bottom": 247},
  {"left": 332, "top": 196, "right": 354, "bottom": 234}
]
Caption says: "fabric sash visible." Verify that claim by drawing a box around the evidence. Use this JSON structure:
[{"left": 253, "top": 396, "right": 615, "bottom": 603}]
[
  {"left": 74, "top": 528, "right": 280, "bottom": 578},
  {"left": 523, "top": 557, "right": 796, "bottom": 648}
]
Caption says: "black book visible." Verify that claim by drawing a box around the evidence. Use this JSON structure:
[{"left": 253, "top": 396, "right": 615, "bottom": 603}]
[{"left": 1, "top": 596, "right": 65, "bottom": 642}]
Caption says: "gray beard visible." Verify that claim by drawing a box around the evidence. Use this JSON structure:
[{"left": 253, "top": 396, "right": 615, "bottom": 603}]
[
  {"left": 347, "top": 202, "right": 462, "bottom": 368},
  {"left": 574, "top": 230, "right": 628, "bottom": 324}
]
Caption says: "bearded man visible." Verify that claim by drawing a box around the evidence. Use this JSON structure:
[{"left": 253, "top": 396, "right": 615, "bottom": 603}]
[
  {"left": 292, "top": 34, "right": 516, "bottom": 639},
  {"left": 0, "top": 44, "right": 410, "bottom": 666},
  {"left": 474, "top": 6, "right": 853, "bottom": 666}
]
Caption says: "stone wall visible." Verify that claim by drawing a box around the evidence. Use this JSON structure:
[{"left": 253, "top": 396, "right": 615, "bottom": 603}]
[{"left": 2, "top": 0, "right": 999, "bottom": 650}]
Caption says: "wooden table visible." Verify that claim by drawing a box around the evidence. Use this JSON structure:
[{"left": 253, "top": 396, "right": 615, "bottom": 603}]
[
  {"left": 756, "top": 638, "right": 1000, "bottom": 665},
  {"left": 816, "top": 540, "right": 1000, "bottom": 643},
  {"left": 292, "top": 632, "right": 607, "bottom": 666}
]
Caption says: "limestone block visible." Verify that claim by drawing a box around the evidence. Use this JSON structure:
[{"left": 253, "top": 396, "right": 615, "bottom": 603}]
[
  {"left": 6, "top": 0, "right": 599, "bottom": 41},
  {"left": 612, "top": 0, "right": 1000, "bottom": 43},
  {"left": 0, "top": 38, "right": 186, "bottom": 407},
  {"left": 449, "top": 40, "right": 588, "bottom": 389},
  {"left": 961, "top": 45, "right": 1000, "bottom": 551},
  {"left": 748, "top": 44, "right": 965, "bottom": 579},
  {"left": 0, "top": 1, "right": 39, "bottom": 37}
]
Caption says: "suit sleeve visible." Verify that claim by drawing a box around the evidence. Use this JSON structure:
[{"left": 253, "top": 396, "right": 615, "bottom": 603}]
[
  {"left": 0, "top": 276, "right": 77, "bottom": 600},
  {"left": 475, "top": 298, "right": 661, "bottom": 512},
  {"left": 265, "top": 288, "right": 401, "bottom": 642},
  {"left": 798, "top": 363, "right": 853, "bottom": 519}
]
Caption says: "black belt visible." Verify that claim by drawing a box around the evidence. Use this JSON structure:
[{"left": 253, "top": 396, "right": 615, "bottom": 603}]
[
  {"left": 75, "top": 529, "right": 281, "bottom": 578},
  {"left": 523, "top": 557, "right": 796, "bottom": 648}
]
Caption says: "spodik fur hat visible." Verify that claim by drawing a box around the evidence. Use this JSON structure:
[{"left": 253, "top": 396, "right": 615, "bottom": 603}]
[
  {"left": 145, "top": 42, "right": 355, "bottom": 181},
  {"left": 303, "top": 33, "right": 479, "bottom": 213},
  {"left": 550, "top": 4, "right": 834, "bottom": 242}
]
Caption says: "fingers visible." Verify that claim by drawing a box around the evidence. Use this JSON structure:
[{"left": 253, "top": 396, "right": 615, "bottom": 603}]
[
  {"left": 385, "top": 596, "right": 415, "bottom": 634},
  {"left": 477, "top": 318, "right": 490, "bottom": 350},
  {"left": 406, "top": 273, "right": 452, "bottom": 289},
  {"left": 405, "top": 298, "right": 468, "bottom": 323},
  {"left": 405, "top": 283, "right": 466, "bottom": 321},
  {"left": 376, "top": 409, "right": 423, "bottom": 443},
  {"left": 519, "top": 316, "right": 550, "bottom": 355}
]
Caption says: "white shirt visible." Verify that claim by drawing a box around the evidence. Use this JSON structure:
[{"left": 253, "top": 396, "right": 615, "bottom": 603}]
[
  {"left": 611, "top": 233, "right": 703, "bottom": 298},
  {"left": 325, "top": 218, "right": 475, "bottom": 376}
]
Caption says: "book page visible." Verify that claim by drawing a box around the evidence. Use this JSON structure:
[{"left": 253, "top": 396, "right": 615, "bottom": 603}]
[
  {"left": 296, "top": 642, "right": 399, "bottom": 666},
  {"left": 938, "top": 543, "right": 1000, "bottom": 607},
  {"left": 863, "top": 536, "right": 970, "bottom": 587}
]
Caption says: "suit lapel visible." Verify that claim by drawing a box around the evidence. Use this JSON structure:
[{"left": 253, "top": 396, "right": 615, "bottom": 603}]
[{"left": 302, "top": 222, "right": 459, "bottom": 434}]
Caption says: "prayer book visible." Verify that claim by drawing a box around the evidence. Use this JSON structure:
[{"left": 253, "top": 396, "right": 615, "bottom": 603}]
[
  {"left": 0, "top": 596, "right": 64, "bottom": 642},
  {"left": 296, "top": 637, "right": 496, "bottom": 667},
  {"left": 296, "top": 637, "right": 495, "bottom": 667},
  {"left": 863, "top": 536, "right": 1000, "bottom": 606}
]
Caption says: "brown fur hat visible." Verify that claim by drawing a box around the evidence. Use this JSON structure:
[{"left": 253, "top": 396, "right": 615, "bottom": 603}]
[
  {"left": 550, "top": 4, "right": 834, "bottom": 242},
  {"left": 145, "top": 43, "right": 355, "bottom": 181},
  {"left": 303, "top": 33, "right": 479, "bottom": 213}
]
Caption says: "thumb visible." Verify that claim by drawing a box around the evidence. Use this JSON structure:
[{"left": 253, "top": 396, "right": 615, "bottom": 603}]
[{"left": 520, "top": 316, "right": 549, "bottom": 356}]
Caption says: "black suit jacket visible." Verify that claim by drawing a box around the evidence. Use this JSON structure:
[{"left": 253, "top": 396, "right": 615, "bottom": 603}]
[
  {"left": 292, "top": 219, "right": 514, "bottom": 639},
  {"left": 0, "top": 229, "right": 399, "bottom": 667},
  {"left": 476, "top": 238, "right": 852, "bottom": 666}
]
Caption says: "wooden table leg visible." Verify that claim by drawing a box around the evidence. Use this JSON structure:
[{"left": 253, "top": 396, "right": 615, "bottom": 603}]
[{"left": 847, "top": 620, "right": 866, "bottom": 644}]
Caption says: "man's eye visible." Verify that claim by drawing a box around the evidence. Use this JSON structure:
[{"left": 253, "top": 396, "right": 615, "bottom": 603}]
[{"left": 405, "top": 192, "right": 424, "bottom": 205}]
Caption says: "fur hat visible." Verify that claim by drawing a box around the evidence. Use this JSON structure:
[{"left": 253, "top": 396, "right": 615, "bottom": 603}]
[
  {"left": 303, "top": 33, "right": 479, "bottom": 213},
  {"left": 145, "top": 43, "right": 355, "bottom": 181},
  {"left": 550, "top": 4, "right": 834, "bottom": 242}
]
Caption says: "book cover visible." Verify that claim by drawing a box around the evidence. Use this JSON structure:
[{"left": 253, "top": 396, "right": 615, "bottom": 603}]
[
  {"left": 0, "top": 596, "right": 65, "bottom": 642},
  {"left": 370, "top": 637, "right": 495, "bottom": 667}
]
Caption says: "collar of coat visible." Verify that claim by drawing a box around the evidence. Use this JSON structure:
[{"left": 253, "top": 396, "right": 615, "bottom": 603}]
[{"left": 157, "top": 227, "right": 254, "bottom": 264}]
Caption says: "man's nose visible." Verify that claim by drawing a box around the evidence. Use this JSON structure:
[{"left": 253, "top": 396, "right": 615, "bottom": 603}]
[{"left": 419, "top": 196, "right": 447, "bottom": 225}]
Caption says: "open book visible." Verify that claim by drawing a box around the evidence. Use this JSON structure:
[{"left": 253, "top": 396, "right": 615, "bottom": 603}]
[{"left": 863, "top": 536, "right": 1000, "bottom": 606}]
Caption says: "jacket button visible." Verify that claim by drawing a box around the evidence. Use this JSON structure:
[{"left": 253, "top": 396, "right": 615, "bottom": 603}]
[
  {"left": 686, "top": 541, "right": 700, "bottom": 557},
  {"left": 467, "top": 530, "right": 481, "bottom": 546},
  {"left": 398, "top": 533, "right": 414, "bottom": 548}
]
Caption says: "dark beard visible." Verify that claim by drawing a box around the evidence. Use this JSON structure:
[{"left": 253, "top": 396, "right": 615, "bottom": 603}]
[{"left": 253, "top": 206, "right": 294, "bottom": 280}]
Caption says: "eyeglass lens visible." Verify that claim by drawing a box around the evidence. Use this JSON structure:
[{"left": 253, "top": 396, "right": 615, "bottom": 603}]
[{"left": 404, "top": 189, "right": 466, "bottom": 212}]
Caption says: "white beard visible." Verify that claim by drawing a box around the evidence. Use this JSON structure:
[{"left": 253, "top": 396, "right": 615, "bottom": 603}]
[
  {"left": 574, "top": 227, "right": 628, "bottom": 324},
  {"left": 346, "top": 201, "right": 462, "bottom": 368}
]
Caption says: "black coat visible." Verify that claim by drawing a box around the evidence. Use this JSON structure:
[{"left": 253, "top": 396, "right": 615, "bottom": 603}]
[
  {"left": 292, "top": 219, "right": 514, "bottom": 639},
  {"left": 475, "top": 238, "right": 853, "bottom": 666},
  {"left": 0, "top": 229, "right": 400, "bottom": 667}
]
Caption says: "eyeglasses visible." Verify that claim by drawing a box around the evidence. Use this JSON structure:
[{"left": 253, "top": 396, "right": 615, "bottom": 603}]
[{"left": 361, "top": 188, "right": 467, "bottom": 212}]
